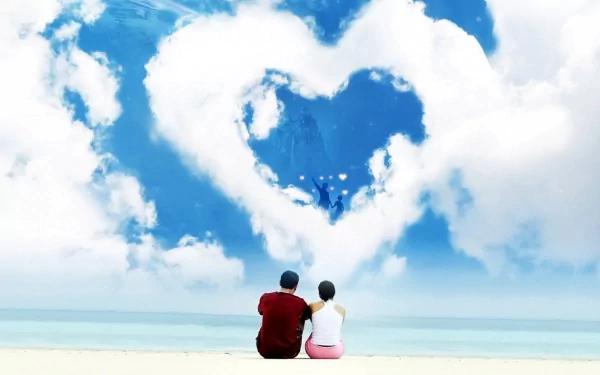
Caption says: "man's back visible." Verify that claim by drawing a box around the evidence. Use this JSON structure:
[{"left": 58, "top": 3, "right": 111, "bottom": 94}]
[
  {"left": 257, "top": 292, "right": 309, "bottom": 359},
  {"left": 318, "top": 188, "right": 330, "bottom": 203}
]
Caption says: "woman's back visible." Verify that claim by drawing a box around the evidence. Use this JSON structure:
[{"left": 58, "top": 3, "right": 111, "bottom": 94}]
[{"left": 309, "top": 300, "right": 345, "bottom": 346}]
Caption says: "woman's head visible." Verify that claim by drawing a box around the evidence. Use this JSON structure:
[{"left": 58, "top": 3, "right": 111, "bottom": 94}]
[{"left": 318, "top": 280, "right": 335, "bottom": 301}]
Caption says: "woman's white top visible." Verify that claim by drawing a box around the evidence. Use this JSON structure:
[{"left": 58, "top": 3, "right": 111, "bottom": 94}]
[{"left": 310, "top": 300, "right": 344, "bottom": 346}]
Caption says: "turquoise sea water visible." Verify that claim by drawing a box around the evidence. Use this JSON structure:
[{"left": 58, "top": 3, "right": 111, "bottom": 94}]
[{"left": 1, "top": 310, "right": 599, "bottom": 359}]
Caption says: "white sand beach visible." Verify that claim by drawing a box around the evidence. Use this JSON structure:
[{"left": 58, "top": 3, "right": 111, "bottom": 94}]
[{"left": 1, "top": 349, "right": 599, "bottom": 375}]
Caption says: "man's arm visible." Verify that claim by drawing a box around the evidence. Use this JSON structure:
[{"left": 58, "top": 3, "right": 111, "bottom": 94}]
[
  {"left": 258, "top": 294, "right": 265, "bottom": 316},
  {"left": 302, "top": 302, "right": 312, "bottom": 321},
  {"left": 311, "top": 177, "right": 321, "bottom": 191}
]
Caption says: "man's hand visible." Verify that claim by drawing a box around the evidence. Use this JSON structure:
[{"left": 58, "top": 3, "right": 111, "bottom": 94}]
[
  {"left": 312, "top": 177, "right": 320, "bottom": 190},
  {"left": 303, "top": 304, "right": 312, "bottom": 321}
]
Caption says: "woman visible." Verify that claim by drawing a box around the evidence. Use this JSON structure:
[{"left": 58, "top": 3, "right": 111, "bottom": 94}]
[{"left": 305, "top": 280, "right": 346, "bottom": 359}]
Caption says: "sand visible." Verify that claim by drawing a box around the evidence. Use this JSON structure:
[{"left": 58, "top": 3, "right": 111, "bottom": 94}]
[{"left": 1, "top": 349, "right": 599, "bottom": 375}]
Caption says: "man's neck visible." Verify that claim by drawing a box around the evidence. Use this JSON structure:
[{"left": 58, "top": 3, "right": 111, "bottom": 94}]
[{"left": 279, "top": 288, "right": 294, "bottom": 294}]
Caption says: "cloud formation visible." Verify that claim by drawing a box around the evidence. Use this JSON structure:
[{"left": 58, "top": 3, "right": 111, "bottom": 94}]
[
  {"left": 0, "top": 0, "right": 244, "bottom": 307},
  {"left": 145, "top": 0, "right": 599, "bottom": 284}
]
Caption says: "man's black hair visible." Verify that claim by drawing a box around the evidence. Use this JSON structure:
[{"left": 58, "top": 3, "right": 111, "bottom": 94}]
[
  {"left": 318, "top": 280, "right": 335, "bottom": 301},
  {"left": 280, "top": 270, "right": 300, "bottom": 289}
]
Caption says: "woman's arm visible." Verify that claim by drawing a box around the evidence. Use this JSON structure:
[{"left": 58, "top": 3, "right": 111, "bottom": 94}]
[
  {"left": 334, "top": 304, "right": 346, "bottom": 321},
  {"left": 309, "top": 301, "right": 325, "bottom": 315}
]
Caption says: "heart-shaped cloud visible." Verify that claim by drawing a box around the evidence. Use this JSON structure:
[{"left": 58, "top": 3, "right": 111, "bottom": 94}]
[
  {"left": 145, "top": 0, "right": 600, "bottom": 283},
  {"left": 145, "top": 1, "right": 428, "bottom": 285}
]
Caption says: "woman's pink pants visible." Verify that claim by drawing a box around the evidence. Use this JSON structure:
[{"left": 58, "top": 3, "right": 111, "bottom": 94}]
[{"left": 305, "top": 335, "right": 345, "bottom": 359}]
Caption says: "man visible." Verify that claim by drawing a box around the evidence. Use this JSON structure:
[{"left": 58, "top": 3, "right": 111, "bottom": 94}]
[
  {"left": 256, "top": 270, "right": 310, "bottom": 359},
  {"left": 312, "top": 177, "right": 332, "bottom": 210}
]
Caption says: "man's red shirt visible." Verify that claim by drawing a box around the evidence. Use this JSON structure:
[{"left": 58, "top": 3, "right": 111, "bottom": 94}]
[{"left": 256, "top": 291, "right": 310, "bottom": 359}]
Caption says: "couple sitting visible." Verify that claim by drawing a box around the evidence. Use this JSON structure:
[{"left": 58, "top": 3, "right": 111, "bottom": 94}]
[{"left": 256, "top": 270, "right": 346, "bottom": 359}]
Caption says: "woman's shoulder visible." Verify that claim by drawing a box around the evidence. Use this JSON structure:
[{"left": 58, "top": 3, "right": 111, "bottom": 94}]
[
  {"left": 334, "top": 303, "right": 345, "bottom": 315},
  {"left": 308, "top": 301, "right": 324, "bottom": 312},
  {"left": 309, "top": 301, "right": 346, "bottom": 316}
]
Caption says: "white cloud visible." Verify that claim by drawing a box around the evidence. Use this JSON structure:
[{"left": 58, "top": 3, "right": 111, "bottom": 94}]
[
  {"left": 162, "top": 234, "right": 244, "bottom": 287},
  {"left": 380, "top": 254, "right": 407, "bottom": 280},
  {"left": 144, "top": 1, "right": 430, "bottom": 285},
  {"left": 54, "top": 21, "right": 82, "bottom": 40},
  {"left": 391, "top": 78, "right": 411, "bottom": 92},
  {"left": 244, "top": 84, "right": 284, "bottom": 140},
  {"left": 104, "top": 173, "right": 158, "bottom": 229},
  {"left": 54, "top": 47, "right": 122, "bottom": 126},
  {"left": 3, "top": 0, "right": 596, "bottom": 314},
  {"left": 369, "top": 70, "right": 411, "bottom": 92},
  {"left": 281, "top": 185, "right": 313, "bottom": 205},
  {"left": 429, "top": 0, "right": 600, "bottom": 272},
  {"left": 0, "top": 0, "right": 243, "bottom": 307},
  {"left": 356, "top": 253, "right": 407, "bottom": 288},
  {"left": 145, "top": 0, "right": 600, "bottom": 285},
  {"left": 269, "top": 73, "right": 290, "bottom": 86},
  {"left": 72, "top": 0, "right": 107, "bottom": 24},
  {"left": 369, "top": 71, "right": 383, "bottom": 82}
]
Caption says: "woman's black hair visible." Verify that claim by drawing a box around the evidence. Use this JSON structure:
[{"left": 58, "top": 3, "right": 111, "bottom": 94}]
[{"left": 318, "top": 280, "right": 335, "bottom": 301}]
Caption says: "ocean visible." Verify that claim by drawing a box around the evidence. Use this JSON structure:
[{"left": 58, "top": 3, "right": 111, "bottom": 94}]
[{"left": 1, "top": 310, "right": 599, "bottom": 359}]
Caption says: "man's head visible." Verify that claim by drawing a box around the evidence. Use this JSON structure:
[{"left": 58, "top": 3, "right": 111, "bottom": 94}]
[
  {"left": 279, "top": 270, "right": 300, "bottom": 292},
  {"left": 337, "top": 195, "right": 343, "bottom": 201},
  {"left": 322, "top": 182, "right": 328, "bottom": 189},
  {"left": 318, "top": 280, "right": 336, "bottom": 301}
]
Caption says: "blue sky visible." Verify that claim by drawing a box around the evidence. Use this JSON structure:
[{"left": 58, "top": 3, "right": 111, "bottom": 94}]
[
  {"left": 2, "top": 0, "right": 599, "bottom": 319},
  {"left": 79, "top": 0, "right": 492, "bottom": 274}
]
